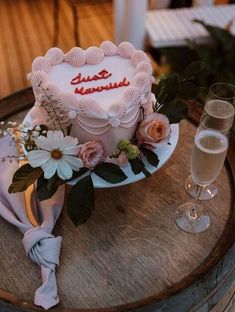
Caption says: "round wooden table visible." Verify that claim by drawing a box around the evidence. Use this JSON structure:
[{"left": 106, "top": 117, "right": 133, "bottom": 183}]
[{"left": 0, "top": 88, "right": 235, "bottom": 312}]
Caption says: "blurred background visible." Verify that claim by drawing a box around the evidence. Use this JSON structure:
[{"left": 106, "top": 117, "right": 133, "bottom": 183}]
[{"left": 0, "top": 0, "right": 234, "bottom": 98}]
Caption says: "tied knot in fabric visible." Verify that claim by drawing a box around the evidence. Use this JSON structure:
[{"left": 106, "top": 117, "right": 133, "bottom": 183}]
[{"left": 22, "top": 227, "right": 62, "bottom": 271}]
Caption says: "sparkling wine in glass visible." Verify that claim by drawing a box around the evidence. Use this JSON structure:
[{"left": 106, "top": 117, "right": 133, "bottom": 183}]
[
  {"left": 175, "top": 116, "right": 229, "bottom": 233},
  {"left": 185, "top": 83, "right": 235, "bottom": 200}
]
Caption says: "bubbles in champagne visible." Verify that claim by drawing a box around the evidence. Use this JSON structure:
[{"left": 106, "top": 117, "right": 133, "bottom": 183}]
[
  {"left": 205, "top": 100, "right": 234, "bottom": 119},
  {"left": 191, "top": 130, "right": 228, "bottom": 186}
]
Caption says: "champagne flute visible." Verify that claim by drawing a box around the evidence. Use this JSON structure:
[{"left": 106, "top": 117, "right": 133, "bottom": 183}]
[
  {"left": 185, "top": 83, "right": 235, "bottom": 200},
  {"left": 175, "top": 114, "right": 229, "bottom": 233}
]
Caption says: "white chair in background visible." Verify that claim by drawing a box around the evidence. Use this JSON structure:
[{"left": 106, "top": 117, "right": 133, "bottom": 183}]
[{"left": 146, "top": 4, "right": 235, "bottom": 48}]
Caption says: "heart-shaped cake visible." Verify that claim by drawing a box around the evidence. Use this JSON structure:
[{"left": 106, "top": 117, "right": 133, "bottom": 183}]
[{"left": 28, "top": 41, "right": 155, "bottom": 155}]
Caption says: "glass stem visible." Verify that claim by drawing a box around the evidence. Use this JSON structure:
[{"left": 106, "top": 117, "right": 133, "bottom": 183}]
[{"left": 190, "top": 185, "right": 203, "bottom": 219}]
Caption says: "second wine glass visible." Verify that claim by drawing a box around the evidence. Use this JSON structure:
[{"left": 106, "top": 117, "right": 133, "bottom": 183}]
[
  {"left": 175, "top": 114, "right": 229, "bottom": 233},
  {"left": 185, "top": 82, "right": 235, "bottom": 200}
]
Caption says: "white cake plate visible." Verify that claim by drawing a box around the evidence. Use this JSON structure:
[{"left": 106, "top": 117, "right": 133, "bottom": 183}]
[{"left": 23, "top": 111, "right": 179, "bottom": 189}]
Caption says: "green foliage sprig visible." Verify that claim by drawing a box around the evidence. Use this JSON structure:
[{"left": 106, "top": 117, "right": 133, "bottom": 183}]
[{"left": 152, "top": 61, "right": 210, "bottom": 123}]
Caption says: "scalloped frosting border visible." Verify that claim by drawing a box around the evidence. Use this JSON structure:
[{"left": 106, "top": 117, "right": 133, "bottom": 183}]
[{"left": 28, "top": 41, "right": 154, "bottom": 135}]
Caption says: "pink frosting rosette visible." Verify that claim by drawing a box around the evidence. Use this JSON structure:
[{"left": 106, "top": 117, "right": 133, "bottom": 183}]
[
  {"left": 136, "top": 112, "right": 171, "bottom": 150},
  {"left": 79, "top": 141, "right": 105, "bottom": 170}
]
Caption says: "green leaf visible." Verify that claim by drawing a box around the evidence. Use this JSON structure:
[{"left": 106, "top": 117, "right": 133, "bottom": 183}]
[
  {"left": 129, "top": 157, "right": 145, "bottom": 175},
  {"left": 36, "top": 168, "right": 89, "bottom": 201},
  {"left": 182, "top": 61, "right": 210, "bottom": 86},
  {"left": 180, "top": 81, "right": 205, "bottom": 100},
  {"left": 154, "top": 74, "right": 180, "bottom": 109},
  {"left": 67, "top": 175, "right": 95, "bottom": 226},
  {"left": 194, "top": 19, "right": 234, "bottom": 48},
  {"left": 142, "top": 167, "right": 151, "bottom": 178},
  {"left": 9, "top": 164, "right": 43, "bottom": 193},
  {"left": 141, "top": 148, "right": 159, "bottom": 168},
  {"left": 94, "top": 162, "right": 127, "bottom": 183},
  {"left": 158, "top": 99, "right": 188, "bottom": 123},
  {"left": 36, "top": 175, "right": 59, "bottom": 201}
]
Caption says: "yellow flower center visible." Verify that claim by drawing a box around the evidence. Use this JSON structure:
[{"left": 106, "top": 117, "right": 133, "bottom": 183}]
[{"left": 51, "top": 149, "right": 63, "bottom": 160}]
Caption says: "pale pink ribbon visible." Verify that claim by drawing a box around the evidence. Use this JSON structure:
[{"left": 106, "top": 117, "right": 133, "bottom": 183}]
[{"left": 0, "top": 135, "right": 65, "bottom": 309}]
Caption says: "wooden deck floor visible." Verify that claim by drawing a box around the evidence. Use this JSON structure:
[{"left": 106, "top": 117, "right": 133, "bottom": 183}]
[{"left": 0, "top": 0, "right": 113, "bottom": 97}]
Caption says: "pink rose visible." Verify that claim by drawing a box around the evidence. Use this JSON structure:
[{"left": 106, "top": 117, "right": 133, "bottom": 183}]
[
  {"left": 79, "top": 141, "right": 105, "bottom": 169},
  {"left": 136, "top": 112, "right": 170, "bottom": 149}
]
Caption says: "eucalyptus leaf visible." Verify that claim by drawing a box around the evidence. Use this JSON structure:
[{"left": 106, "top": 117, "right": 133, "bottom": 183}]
[
  {"left": 94, "top": 162, "right": 127, "bottom": 183},
  {"left": 36, "top": 168, "right": 89, "bottom": 202},
  {"left": 67, "top": 175, "right": 95, "bottom": 226},
  {"left": 129, "top": 157, "right": 145, "bottom": 175},
  {"left": 154, "top": 74, "right": 179, "bottom": 108},
  {"left": 142, "top": 168, "right": 151, "bottom": 178},
  {"left": 158, "top": 99, "right": 188, "bottom": 123},
  {"left": 9, "top": 164, "right": 43, "bottom": 193},
  {"left": 36, "top": 176, "right": 59, "bottom": 202},
  {"left": 141, "top": 148, "right": 159, "bottom": 168}
]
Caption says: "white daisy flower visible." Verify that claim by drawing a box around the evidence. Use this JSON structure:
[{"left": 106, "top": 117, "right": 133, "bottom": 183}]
[{"left": 28, "top": 130, "right": 83, "bottom": 180}]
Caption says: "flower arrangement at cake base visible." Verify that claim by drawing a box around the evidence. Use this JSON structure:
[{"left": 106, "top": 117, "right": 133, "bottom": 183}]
[{"left": 1, "top": 39, "right": 209, "bottom": 227}]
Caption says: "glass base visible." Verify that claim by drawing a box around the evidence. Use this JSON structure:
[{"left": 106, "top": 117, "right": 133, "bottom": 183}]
[
  {"left": 175, "top": 202, "right": 210, "bottom": 233},
  {"left": 185, "top": 175, "right": 218, "bottom": 200}
]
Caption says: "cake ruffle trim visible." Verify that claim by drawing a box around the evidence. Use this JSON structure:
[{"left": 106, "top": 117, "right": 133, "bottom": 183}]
[{"left": 29, "top": 41, "right": 153, "bottom": 135}]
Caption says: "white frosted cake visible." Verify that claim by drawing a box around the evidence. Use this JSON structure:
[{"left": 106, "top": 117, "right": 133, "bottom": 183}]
[{"left": 28, "top": 41, "right": 155, "bottom": 155}]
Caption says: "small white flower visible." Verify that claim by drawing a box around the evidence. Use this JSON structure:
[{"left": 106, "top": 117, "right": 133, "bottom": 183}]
[
  {"left": 0, "top": 121, "right": 4, "bottom": 125},
  {"left": 35, "top": 125, "right": 41, "bottom": 131},
  {"left": 12, "top": 121, "right": 17, "bottom": 127},
  {"left": 28, "top": 130, "right": 83, "bottom": 180}
]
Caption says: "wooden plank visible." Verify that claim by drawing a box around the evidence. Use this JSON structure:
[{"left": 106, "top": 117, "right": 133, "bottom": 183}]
[{"left": 0, "top": 0, "right": 114, "bottom": 97}]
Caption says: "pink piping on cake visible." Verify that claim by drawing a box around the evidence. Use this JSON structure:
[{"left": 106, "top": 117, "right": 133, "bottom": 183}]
[
  {"left": 29, "top": 41, "right": 153, "bottom": 133},
  {"left": 135, "top": 61, "right": 152, "bottom": 75},
  {"left": 45, "top": 48, "right": 64, "bottom": 65},
  {"left": 42, "top": 82, "right": 60, "bottom": 100},
  {"left": 118, "top": 41, "right": 135, "bottom": 58},
  {"left": 32, "top": 57, "right": 51, "bottom": 73},
  {"left": 64, "top": 47, "right": 86, "bottom": 67},
  {"left": 79, "top": 97, "right": 107, "bottom": 119},
  {"left": 57, "top": 92, "right": 79, "bottom": 110},
  {"left": 119, "top": 109, "right": 140, "bottom": 128},
  {"left": 85, "top": 47, "right": 105, "bottom": 65},
  {"left": 100, "top": 41, "right": 118, "bottom": 56},
  {"left": 108, "top": 102, "right": 126, "bottom": 118},
  {"left": 30, "top": 71, "right": 48, "bottom": 88},
  {"left": 131, "top": 50, "right": 151, "bottom": 66},
  {"left": 122, "top": 86, "right": 141, "bottom": 109},
  {"left": 132, "top": 72, "right": 152, "bottom": 93},
  {"left": 76, "top": 115, "right": 110, "bottom": 129}
]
